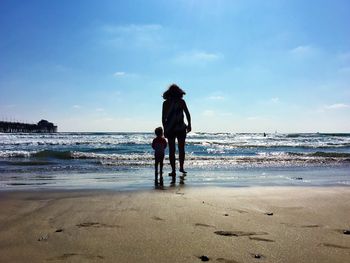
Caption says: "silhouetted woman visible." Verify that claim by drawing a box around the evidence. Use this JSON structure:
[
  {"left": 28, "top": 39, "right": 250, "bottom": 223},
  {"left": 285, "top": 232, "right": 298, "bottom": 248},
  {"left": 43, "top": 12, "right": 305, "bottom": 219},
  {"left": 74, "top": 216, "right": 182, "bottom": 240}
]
[{"left": 162, "top": 84, "right": 191, "bottom": 177}]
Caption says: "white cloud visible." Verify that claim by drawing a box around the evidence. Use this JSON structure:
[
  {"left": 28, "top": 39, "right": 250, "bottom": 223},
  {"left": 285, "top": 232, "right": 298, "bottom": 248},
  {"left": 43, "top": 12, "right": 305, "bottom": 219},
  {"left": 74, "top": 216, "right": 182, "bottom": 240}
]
[
  {"left": 113, "top": 71, "right": 138, "bottom": 78},
  {"left": 270, "top": 97, "right": 280, "bottom": 103},
  {"left": 208, "top": 95, "right": 225, "bottom": 100},
  {"left": 102, "top": 24, "right": 162, "bottom": 34},
  {"left": 174, "top": 51, "right": 222, "bottom": 65},
  {"left": 220, "top": 112, "right": 232, "bottom": 116},
  {"left": 72, "top": 105, "right": 81, "bottom": 109},
  {"left": 100, "top": 117, "right": 114, "bottom": 122},
  {"left": 247, "top": 116, "right": 267, "bottom": 121},
  {"left": 289, "top": 45, "right": 316, "bottom": 57},
  {"left": 260, "top": 97, "right": 280, "bottom": 105},
  {"left": 113, "top": 71, "right": 126, "bottom": 77},
  {"left": 190, "top": 51, "right": 221, "bottom": 61},
  {"left": 101, "top": 24, "right": 163, "bottom": 48},
  {"left": 202, "top": 110, "right": 215, "bottom": 117},
  {"left": 96, "top": 108, "right": 105, "bottom": 112},
  {"left": 324, "top": 103, "right": 350, "bottom": 110},
  {"left": 290, "top": 45, "right": 312, "bottom": 53}
]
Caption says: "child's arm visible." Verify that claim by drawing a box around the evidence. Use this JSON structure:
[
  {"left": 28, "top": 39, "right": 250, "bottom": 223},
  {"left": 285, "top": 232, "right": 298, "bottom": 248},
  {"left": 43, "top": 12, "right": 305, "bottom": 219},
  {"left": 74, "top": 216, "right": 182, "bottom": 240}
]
[
  {"left": 163, "top": 138, "right": 167, "bottom": 149},
  {"left": 151, "top": 139, "right": 156, "bottom": 150}
]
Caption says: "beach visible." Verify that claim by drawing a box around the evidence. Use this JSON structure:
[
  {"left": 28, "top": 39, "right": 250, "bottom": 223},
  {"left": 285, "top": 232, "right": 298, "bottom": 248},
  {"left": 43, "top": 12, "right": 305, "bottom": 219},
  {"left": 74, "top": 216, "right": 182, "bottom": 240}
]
[
  {"left": 1, "top": 132, "right": 350, "bottom": 262},
  {"left": 1, "top": 186, "right": 349, "bottom": 262}
]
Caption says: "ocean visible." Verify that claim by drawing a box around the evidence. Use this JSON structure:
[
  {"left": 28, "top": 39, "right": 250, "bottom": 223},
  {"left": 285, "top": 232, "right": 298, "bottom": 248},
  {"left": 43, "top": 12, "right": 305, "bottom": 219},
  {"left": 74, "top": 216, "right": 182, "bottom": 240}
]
[{"left": 0, "top": 132, "right": 349, "bottom": 190}]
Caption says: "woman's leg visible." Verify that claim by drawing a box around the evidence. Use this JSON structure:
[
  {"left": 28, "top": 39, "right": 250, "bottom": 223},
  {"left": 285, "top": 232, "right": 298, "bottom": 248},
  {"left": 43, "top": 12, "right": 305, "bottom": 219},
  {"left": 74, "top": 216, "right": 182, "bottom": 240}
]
[
  {"left": 168, "top": 137, "right": 176, "bottom": 174},
  {"left": 178, "top": 136, "right": 186, "bottom": 172},
  {"left": 159, "top": 159, "right": 164, "bottom": 186}
]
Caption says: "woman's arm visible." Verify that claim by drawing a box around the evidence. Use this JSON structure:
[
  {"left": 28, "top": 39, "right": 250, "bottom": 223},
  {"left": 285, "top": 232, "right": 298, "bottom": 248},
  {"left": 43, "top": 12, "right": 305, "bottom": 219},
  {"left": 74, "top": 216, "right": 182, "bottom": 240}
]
[{"left": 182, "top": 100, "right": 191, "bottom": 133}]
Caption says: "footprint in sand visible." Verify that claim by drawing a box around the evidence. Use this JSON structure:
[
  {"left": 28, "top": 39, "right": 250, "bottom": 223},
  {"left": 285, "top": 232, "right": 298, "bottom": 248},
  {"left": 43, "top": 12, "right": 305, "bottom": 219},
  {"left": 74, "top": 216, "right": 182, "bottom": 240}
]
[
  {"left": 152, "top": 216, "right": 165, "bottom": 221},
  {"left": 38, "top": 234, "right": 49, "bottom": 241},
  {"left": 343, "top": 230, "right": 350, "bottom": 235},
  {"left": 249, "top": 236, "right": 275, "bottom": 242},
  {"left": 281, "top": 223, "right": 321, "bottom": 228},
  {"left": 195, "top": 223, "right": 216, "bottom": 228},
  {"left": 250, "top": 253, "right": 265, "bottom": 259},
  {"left": 216, "top": 257, "right": 240, "bottom": 263},
  {"left": 214, "top": 231, "right": 268, "bottom": 237},
  {"left": 321, "top": 243, "right": 350, "bottom": 250},
  {"left": 76, "top": 222, "right": 120, "bottom": 228},
  {"left": 77, "top": 222, "right": 100, "bottom": 228},
  {"left": 300, "top": 224, "right": 321, "bottom": 228},
  {"left": 47, "top": 253, "right": 104, "bottom": 260},
  {"left": 235, "top": 209, "right": 248, "bottom": 214},
  {"left": 198, "top": 255, "right": 210, "bottom": 261},
  {"left": 334, "top": 229, "right": 350, "bottom": 235}
]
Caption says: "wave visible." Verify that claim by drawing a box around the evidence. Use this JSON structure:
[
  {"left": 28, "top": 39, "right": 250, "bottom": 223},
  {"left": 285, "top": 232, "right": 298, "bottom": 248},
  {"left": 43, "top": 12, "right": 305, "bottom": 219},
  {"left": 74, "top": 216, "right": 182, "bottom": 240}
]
[
  {"left": 318, "top": 133, "right": 350, "bottom": 137},
  {"left": 1, "top": 149, "right": 350, "bottom": 159},
  {"left": 97, "top": 155, "right": 350, "bottom": 168},
  {"left": 2, "top": 160, "right": 56, "bottom": 166},
  {"left": 286, "top": 134, "right": 304, "bottom": 138},
  {"left": 0, "top": 140, "right": 147, "bottom": 146},
  {"left": 189, "top": 142, "right": 350, "bottom": 148},
  {"left": 1, "top": 150, "right": 350, "bottom": 168},
  {"left": 283, "top": 133, "right": 350, "bottom": 138},
  {"left": 308, "top": 152, "right": 350, "bottom": 158},
  {"left": 32, "top": 150, "right": 73, "bottom": 159},
  {"left": 0, "top": 150, "right": 73, "bottom": 159},
  {"left": 2, "top": 133, "right": 350, "bottom": 151}
]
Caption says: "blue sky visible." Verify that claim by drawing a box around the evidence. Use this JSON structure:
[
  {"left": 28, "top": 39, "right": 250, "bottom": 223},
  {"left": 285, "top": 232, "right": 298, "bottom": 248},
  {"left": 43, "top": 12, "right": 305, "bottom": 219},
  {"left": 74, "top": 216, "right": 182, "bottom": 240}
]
[{"left": 1, "top": 0, "right": 349, "bottom": 132}]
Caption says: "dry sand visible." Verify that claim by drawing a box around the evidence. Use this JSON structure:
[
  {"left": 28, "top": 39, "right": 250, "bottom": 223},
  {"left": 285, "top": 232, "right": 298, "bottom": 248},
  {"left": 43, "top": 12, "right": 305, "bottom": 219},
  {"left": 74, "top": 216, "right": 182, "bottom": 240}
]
[{"left": 0, "top": 186, "right": 349, "bottom": 263}]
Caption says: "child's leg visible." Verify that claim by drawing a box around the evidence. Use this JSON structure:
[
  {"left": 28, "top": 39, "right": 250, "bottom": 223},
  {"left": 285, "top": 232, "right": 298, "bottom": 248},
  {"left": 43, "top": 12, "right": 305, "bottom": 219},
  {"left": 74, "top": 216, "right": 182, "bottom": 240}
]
[{"left": 154, "top": 160, "right": 159, "bottom": 180}]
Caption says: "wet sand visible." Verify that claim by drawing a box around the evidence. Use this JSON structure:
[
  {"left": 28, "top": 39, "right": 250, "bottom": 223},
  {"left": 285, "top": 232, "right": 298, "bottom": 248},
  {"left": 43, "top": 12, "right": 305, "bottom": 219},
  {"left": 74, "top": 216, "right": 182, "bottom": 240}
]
[{"left": 0, "top": 186, "right": 349, "bottom": 262}]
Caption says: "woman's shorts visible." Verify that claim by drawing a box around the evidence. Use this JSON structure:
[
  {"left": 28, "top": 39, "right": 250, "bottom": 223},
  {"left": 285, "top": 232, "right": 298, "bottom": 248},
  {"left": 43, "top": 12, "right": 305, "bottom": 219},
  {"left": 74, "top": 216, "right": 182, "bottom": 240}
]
[{"left": 165, "top": 129, "right": 187, "bottom": 140}]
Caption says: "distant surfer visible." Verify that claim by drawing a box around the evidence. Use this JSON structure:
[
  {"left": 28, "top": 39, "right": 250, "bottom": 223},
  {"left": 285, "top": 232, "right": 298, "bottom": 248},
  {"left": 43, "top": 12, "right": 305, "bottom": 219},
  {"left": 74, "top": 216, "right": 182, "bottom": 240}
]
[{"left": 162, "top": 84, "right": 191, "bottom": 179}]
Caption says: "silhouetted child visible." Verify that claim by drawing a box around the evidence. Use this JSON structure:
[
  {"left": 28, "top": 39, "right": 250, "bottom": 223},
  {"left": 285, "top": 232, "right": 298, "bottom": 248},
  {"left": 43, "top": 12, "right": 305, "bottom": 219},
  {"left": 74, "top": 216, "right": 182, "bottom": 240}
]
[{"left": 152, "top": 127, "right": 167, "bottom": 185}]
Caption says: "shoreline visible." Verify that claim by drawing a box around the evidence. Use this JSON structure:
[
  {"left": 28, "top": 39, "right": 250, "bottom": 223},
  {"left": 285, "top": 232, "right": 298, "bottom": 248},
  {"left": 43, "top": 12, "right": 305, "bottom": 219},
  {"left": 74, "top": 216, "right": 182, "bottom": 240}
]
[
  {"left": 1, "top": 186, "right": 349, "bottom": 262},
  {"left": 1, "top": 183, "right": 350, "bottom": 193},
  {"left": 1, "top": 165, "right": 349, "bottom": 191}
]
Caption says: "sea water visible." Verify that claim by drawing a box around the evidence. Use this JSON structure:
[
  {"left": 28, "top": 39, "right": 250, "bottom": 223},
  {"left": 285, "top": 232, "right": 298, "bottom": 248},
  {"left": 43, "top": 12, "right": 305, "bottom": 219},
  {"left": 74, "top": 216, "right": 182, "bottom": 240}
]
[{"left": 0, "top": 132, "right": 349, "bottom": 190}]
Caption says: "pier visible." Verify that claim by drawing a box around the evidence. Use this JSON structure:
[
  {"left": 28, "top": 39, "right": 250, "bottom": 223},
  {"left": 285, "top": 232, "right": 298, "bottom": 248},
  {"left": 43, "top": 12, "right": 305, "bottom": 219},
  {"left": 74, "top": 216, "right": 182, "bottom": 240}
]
[{"left": 0, "top": 119, "right": 57, "bottom": 133}]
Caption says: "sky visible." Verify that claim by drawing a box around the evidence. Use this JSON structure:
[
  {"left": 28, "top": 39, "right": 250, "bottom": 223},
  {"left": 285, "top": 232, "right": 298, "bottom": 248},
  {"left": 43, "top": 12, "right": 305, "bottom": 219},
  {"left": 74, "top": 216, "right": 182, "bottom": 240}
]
[{"left": 0, "top": 0, "right": 350, "bottom": 133}]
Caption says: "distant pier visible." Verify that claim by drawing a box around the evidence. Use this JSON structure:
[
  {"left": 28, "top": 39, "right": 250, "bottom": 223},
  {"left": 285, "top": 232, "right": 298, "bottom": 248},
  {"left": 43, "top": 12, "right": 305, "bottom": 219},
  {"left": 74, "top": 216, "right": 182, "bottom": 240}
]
[{"left": 0, "top": 119, "right": 57, "bottom": 133}]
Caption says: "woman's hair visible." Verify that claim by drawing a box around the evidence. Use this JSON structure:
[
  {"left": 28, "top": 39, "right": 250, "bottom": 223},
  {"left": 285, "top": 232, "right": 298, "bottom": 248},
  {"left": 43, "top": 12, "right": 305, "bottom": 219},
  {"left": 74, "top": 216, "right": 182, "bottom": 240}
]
[{"left": 163, "top": 84, "right": 186, "bottom": 100}]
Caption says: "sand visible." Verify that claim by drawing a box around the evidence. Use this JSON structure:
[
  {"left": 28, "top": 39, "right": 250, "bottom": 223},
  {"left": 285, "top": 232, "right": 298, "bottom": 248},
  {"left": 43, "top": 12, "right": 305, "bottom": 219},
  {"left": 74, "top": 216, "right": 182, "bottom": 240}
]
[{"left": 0, "top": 186, "right": 349, "bottom": 263}]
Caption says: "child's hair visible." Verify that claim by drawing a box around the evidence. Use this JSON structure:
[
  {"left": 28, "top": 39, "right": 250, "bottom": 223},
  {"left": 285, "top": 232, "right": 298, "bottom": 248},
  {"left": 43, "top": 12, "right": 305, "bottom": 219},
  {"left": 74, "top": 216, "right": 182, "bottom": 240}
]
[{"left": 155, "top": 127, "right": 163, "bottom": 137}]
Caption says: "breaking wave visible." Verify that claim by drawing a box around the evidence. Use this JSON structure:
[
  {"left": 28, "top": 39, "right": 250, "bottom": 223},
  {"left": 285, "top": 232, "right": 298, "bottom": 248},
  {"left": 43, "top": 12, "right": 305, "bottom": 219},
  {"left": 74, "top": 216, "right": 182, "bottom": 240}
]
[{"left": 1, "top": 150, "right": 349, "bottom": 168}]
